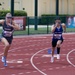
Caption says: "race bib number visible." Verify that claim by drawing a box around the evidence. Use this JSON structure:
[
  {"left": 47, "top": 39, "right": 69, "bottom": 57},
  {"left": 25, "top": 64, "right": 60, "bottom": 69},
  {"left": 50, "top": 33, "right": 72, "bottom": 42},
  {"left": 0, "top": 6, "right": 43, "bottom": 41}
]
[
  {"left": 54, "top": 34, "right": 62, "bottom": 39},
  {"left": 3, "top": 31, "right": 13, "bottom": 37}
]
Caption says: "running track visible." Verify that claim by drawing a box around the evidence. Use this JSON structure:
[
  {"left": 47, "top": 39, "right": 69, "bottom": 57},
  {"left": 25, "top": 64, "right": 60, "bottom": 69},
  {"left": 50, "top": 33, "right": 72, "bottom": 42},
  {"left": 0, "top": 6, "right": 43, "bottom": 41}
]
[{"left": 0, "top": 33, "right": 75, "bottom": 75}]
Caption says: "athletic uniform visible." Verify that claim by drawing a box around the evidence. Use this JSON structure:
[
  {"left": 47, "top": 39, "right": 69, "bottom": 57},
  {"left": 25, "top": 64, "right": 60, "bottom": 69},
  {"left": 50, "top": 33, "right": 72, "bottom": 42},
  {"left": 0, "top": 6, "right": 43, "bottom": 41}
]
[
  {"left": 1, "top": 21, "right": 14, "bottom": 44},
  {"left": 52, "top": 25, "right": 63, "bottom": 47}
]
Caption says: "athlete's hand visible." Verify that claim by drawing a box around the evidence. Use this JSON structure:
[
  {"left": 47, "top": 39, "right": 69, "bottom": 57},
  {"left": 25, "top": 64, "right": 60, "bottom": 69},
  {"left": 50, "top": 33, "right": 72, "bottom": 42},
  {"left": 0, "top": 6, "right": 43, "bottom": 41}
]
[
  {"left": 64, "top": 30, "right": 66, "bottom": 33},
  {"left": 7, "top": 23, "right": 12, "bottom": 27},
  {"left": 55, "top": 23, "right": 58, "bottom": 28}
]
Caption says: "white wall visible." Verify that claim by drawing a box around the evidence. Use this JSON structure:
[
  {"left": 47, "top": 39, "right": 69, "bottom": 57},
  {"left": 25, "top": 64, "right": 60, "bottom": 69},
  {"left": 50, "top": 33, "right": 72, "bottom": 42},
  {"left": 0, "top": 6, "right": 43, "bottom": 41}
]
[
  {"left": 38, "top": 0, "right": 56, "bottom": 16},
  {"left": 0, "top": 0, "right": 75, "bottom": 16},
  {"left": 22, "top": 0, "right": 34, "bottom": 16}
]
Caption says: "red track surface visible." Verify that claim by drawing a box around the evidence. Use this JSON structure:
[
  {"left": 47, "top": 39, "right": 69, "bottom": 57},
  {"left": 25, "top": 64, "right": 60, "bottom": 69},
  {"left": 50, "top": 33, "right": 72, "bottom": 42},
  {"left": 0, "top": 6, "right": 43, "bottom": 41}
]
[{"left": 0, "top": 33, "right": 75, "bottom": 75}]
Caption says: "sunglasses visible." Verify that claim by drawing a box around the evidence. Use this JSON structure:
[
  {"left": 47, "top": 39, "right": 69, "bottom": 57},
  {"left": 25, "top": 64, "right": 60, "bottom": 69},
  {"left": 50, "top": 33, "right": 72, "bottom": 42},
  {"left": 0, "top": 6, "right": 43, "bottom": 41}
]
[{"left": 7, "top": 17, "right": 12, "bottom": 19}]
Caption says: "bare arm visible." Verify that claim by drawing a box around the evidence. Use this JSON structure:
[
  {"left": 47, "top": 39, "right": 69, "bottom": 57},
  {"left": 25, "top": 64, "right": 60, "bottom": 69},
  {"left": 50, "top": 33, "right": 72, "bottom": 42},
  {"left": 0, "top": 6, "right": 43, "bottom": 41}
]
[
  {"left": 0, "top": 20, "right": 5, "bottom": 25},
  {"left": 12, "top": 21, "right": 20, "bottom": 30},
  {"left": 8, "top": 21, "right": 20, "bottom": 30},
  {"left": 51, "top": 24, "right": 58, "bottom": 33},
  {"left": 61, "top": 23, "right": 66, "bottom": 32}
]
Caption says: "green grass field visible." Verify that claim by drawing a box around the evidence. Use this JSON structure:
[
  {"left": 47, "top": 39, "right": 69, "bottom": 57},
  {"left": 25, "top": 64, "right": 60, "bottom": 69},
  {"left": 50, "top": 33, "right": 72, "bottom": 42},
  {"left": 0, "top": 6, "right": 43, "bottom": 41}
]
[{"left": 0, "top": 27, "right": 75, "bottom": 36}]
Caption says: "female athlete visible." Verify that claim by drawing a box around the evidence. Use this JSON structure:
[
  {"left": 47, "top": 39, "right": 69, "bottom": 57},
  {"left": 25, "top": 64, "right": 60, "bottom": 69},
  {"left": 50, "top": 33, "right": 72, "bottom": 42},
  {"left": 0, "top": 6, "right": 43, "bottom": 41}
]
[
  {"left": 0, "top": 13, "right": 20, "bottom": 66},
  {"left": 51, "top": 17, "right": 66, "bottom": 63}
]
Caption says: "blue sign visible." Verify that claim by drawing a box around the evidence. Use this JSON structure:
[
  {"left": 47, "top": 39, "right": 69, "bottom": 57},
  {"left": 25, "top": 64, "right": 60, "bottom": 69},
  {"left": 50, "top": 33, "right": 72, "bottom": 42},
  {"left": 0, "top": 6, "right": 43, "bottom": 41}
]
[
  {"left": 67, "top": 16, "right": 75, "bottom": 28},
  {"left": 48, "top": 49, "right": 57, "bottom": 54}
]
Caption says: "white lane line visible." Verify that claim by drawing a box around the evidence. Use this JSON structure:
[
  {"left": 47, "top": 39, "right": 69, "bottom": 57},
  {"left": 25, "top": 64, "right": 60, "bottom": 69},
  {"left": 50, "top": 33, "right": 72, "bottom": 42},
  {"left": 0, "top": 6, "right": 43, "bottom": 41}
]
[
  {"left": 7, "top": 60, "right": 23, "bottom": 63},
  {"left": 49, "top": 68, "right": 53, "bottom": 70},
  {"left": 30, "top": 47, "right": 50, "bottom": 75},
  {"left": 0, "top": 43, "right": 40, "bottom": 56},
  {"left": 0, "top": 46, "right": 27, "bottom": 56},
  {"left": 0, "top": 67, "right": 5, "bottom": 70},
  {"left": 18, "top": 73, "right": 24, "bottom": 75},
  {"left": 26, "top": 72, "right": 31, "bottom": 74},
  {"left": 42, "top": 54, "right": 57, "bottom": 57},
  {"left": 55, "top": 67, "right": 60, "bottom": 69},
  {"left": 67, "top": 49, "right": 75, "bottom": 67},
  {"left": 11, "top": 74, "right": 16, "bottom": 75}
]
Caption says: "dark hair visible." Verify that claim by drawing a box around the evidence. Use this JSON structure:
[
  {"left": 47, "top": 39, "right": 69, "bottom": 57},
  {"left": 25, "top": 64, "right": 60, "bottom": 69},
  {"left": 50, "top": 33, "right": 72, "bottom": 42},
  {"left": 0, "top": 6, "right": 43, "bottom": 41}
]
[
  {"left": 54, "top": 16, "right": 61, "bottom": 24},
  {"left": 55, "top": 16, "right": 61, "bottom": 21}
]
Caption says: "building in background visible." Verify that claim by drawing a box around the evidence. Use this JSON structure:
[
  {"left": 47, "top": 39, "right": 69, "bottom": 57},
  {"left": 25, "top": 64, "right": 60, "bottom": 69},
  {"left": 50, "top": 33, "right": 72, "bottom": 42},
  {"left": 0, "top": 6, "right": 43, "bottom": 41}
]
[{"left": 0, "top": 0, "right": 75, "bottom": 16}]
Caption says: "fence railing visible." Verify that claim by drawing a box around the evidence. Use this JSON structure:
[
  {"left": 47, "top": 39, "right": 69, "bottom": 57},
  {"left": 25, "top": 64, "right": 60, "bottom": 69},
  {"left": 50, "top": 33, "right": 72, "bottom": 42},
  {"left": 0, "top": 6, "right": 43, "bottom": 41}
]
[{"left": 0, "top": 16, "right": 75, "bottom": 36}]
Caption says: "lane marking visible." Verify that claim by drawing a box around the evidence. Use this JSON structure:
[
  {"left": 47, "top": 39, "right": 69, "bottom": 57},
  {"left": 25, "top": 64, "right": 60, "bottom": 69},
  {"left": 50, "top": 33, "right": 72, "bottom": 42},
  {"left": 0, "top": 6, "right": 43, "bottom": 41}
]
[
  {"left": 42, "top": 54, "right": 66, "bottom": 58},
  {"left": 26, "top": 72, "right": 31, "bottom": 74},
  {"left": 30, "top": 47, "right": 50, "bottom": 75},
  {"left": 67, "top": 49, "right": 75, "bottom": 67},
  {"left": 42, "top": 54, "right": 57, "bottom": 57},
  {"left": 7, "top": 60, "right": 23, "bottom": 63},
  {"left": 30, "top": 48, "right": 67, "bottom": 75}
]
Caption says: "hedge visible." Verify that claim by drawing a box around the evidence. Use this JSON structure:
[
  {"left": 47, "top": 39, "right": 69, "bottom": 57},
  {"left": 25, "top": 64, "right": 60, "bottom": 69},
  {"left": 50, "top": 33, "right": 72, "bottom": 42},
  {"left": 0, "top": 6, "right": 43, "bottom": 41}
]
[
  {"left": 0, "top": 10, "right": 27, "bottom": 17},
  {"left": 40, "top": 14, "right": 75, "bottom": 25},
  {"left": 0, "top": 10, "right": 27, "bottom": 26}
]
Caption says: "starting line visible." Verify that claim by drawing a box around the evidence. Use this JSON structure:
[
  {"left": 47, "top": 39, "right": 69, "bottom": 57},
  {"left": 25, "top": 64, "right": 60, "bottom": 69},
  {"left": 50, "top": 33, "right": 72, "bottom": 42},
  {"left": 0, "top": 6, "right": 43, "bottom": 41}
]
[
  {"left": 42, "top": 54, "right": 57, "bottom": 57},
  {"left": 6, "top": 60, "right": 23, "bottom": 63},
  {"left": 42, "top": 49, "right": 57, "bottom": 57}
]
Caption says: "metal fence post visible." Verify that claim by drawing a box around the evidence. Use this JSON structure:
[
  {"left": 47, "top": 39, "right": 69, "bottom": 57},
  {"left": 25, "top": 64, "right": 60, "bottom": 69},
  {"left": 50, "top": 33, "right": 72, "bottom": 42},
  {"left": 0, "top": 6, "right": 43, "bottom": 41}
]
[
  {"left": 34, "top": 0, "right": 38, "bottom": 30},
  {"left": 27, "top": 17, "right": 29, "bottom": 35},
  {"left": 47, "top": 24, "right": 49, "bottom": 34},
  {"left": 11, "top": 0, "right": 14, "bottom": 16},
  {"left": 56, "top": 0, "right": 59, "bottom": 16}
]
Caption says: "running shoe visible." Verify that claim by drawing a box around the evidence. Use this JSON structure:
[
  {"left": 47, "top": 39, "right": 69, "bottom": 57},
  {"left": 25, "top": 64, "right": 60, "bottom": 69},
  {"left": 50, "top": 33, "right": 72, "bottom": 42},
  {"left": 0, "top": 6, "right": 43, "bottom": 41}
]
[
  {"left": 57, "top": 54, "right": 60, "bottom": 59},
  {"left": 1, "top": 56, "right": 7, "bottom": 67},
  {"left": 51, "top": 56, "right": 54, "bottom": 63},
  {"left": 1, "top": 56, "right": 5, "bottom": 62}
]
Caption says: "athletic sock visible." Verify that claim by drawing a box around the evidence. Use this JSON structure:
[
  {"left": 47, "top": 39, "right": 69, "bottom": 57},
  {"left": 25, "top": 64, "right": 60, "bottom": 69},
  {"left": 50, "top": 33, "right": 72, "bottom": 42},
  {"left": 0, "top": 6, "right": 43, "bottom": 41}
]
[{"left": 57, "top": 47, "right": 60, "bottom": 54}]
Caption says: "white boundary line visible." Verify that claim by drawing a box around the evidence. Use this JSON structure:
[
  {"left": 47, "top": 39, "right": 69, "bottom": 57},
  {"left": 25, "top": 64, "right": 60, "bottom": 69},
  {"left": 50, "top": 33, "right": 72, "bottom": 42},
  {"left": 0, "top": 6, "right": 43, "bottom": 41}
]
[
  {"left": 30, "top": 47, "right": 50, "bottom": 75},
  {"left": 0, "top": 46, "right": 26, "bottom": 56},
  {"left": 30, "top": 47, "right": 75, "bottom": 75},
  {"left": 13, "top": 32, "right": 75, "bottom": 38},
  {"left": 0, "top": 44, "right": 38, "bottom": 62},
  {"left": 67, "top": 49, "right": 75, "bottom": 67}
]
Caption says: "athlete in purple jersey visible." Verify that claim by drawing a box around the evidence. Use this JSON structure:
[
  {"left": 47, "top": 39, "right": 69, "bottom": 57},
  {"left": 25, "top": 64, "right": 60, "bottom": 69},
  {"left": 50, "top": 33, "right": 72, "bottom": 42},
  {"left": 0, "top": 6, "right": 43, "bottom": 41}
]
[
  {"left": 51, "top": 17, "right": 66, "bottom": 63},
  {"left": 0, "top": 13, "right": 20, "bottom": 66}
]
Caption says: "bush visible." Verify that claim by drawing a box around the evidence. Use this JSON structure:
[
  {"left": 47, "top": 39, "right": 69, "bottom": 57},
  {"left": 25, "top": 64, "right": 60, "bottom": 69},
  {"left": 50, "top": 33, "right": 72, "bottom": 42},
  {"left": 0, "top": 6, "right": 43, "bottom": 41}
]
[
  {"left": 0, "top": 10, "right": 27, "bottom": 17},
  {"left": 40, "top": 14, "right": 69, "bottom": 25},
  {"left": 0, "top": 10, "right": 27, "bottom": 26},
  {"left": 14, "top": 10, "right": 27, "bottom": 16}
]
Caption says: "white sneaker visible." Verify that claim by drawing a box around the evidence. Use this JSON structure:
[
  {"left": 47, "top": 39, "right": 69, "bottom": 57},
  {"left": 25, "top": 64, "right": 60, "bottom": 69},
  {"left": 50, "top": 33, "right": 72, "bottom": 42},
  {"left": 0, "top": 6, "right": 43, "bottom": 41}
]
[
  {"left": 1, "top": 56, "right": 7, "bottom": 67},
  {"left": 51, "top": 56, "right": 54, "bottom": 63},
  {"left": 57, "top": 54, "right": 60, "bottom": 59},
  {"left": 1, "top": 56, "right": 5, "bottom": 62}
]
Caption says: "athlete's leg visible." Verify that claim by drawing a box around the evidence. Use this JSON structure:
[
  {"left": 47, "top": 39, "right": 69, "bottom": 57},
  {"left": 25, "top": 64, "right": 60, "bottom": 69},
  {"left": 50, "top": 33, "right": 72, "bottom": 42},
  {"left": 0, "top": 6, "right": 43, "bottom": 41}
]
[
  {"left": 56, "top": 40, "right": 62, "bottom": 59},
  {"left": 51, "top": 40, "right": 57, "bottom": 62},
  {"left": 1, "top": 37, "right": 11, "bottom": 66},
  {"left": 52, "top": 47, "right": 55, "bottom": 56},
  {"left": 52, "top": 40, "right": 57, "bottom": 56},
  {"left": 57, "top": 40, "right": 62, "bottom": 54},
  {"left": 1, "top": 38, "right": 11, "bottom": 58}
]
